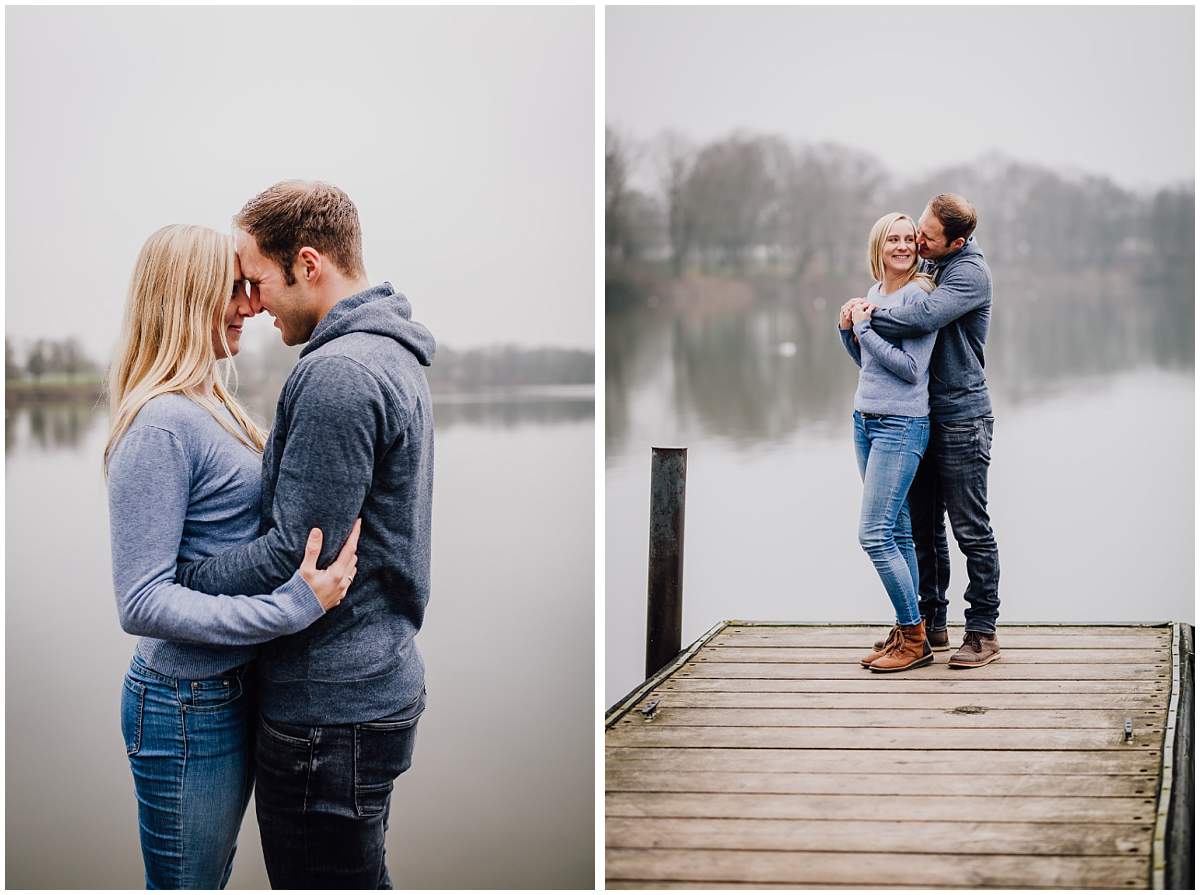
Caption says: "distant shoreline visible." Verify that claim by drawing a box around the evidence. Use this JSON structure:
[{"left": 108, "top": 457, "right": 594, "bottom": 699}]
[
  {"left": 6, "top": 379, "right": 594, "bottom": 407},
  {"left": 5, "top": 378, "right": 105, "bottom": 406}
]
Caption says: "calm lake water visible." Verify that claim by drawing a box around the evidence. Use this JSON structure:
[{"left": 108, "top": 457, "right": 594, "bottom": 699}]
[
  {"left": 605, "top": 289, "right": 1195, "bottom": 706},
  {"left": 6, "top": 389, "right": 594, "bottom": 889}
]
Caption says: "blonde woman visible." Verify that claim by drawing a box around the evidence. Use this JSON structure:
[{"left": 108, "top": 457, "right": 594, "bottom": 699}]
[
  {"left": 105, "top": 225, "right": 360, "bottom": 889},
  {"left": 837, "top": 213, "right": 937, "bottom": 673}
]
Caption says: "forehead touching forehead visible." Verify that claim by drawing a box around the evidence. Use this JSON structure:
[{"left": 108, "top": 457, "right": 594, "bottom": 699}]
[{"left": 234, "top": 228, "right": 269, "bottom": 277}]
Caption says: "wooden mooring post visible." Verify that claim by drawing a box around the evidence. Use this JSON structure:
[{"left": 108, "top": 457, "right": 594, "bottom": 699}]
[{"left": 645, "top": 447, "right": 686, "bottom": 680}]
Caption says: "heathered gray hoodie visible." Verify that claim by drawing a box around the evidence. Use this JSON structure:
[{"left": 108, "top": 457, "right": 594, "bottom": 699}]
[
  {"left": 868, "top": 237, "right": 993, "bottom": 422},
  {"left": 177, "top": 282, "right": 435, "bottom": 725}
]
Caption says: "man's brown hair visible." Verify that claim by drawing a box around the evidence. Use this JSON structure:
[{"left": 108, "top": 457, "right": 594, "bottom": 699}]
[
  {"left": 235, "top": 181, "right": 365, "bottom": 285},
  {"left": 928, "top": 193, "right": 977, "bottom": 244}
]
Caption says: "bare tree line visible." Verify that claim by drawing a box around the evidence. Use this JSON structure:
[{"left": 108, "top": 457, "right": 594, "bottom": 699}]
[
  {"left": 606, "top": 127, "right": 1195, "bottom": 282},
  {"left": 6, "top": 336, "right": 101, "bottom": 382}
]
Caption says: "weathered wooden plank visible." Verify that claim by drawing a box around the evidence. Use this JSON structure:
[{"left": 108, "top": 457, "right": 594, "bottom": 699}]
[
  {"left": 721, "top": 624, "right": 1168, "bottom": 636},
  {"left": 647, "top": 690, "right": 1162, "bottom": 710},
  {"left": 618, "top": 706, "right": 1164, "bottom": 730},
  {"left": 605, "top": 769, "right": 1159, "bottom": 798},
  {"left": 606, "top": 792, "right": 1159, "bottom": 824},
  {"left": 681, "top": 662, "right": 1169, "bottom": 680},
  {"left": 605, "top": 747, "right": 1162, "bottom": 776},
  {"left": 608, "top": 883, "right": 943, "bottom": 890},
  {"left": 714, "top": 630, "right": 1168, "bottom": 649},
  {"left": 605, "top": 848, "right": 1150, "bottom": 888},
  {"left": 605, "top": 725, "right": 1158, "bottom": 751},
  {"left": 664, "top": 677, "right": 1169, "bottom": 694},
  {"left": 608, "top": 883, "right": 942, "bottom": 890},
  {"left": 700, "top": 647, "right": 1169, "bottom": 664},
  {"left": 605, "top": 816, "right": 1155, "bottom": 855}
]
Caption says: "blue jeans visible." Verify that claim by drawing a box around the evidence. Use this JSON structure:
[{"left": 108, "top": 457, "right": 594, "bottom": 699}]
[
  {"left": 853, "top": 412, "right": 931, "bottom": 626},
  {"left": 254, "top": 692, "right": 424, "bottom": 889},
  {"left": 120, "top": 655, "right": 255, "bottom": 889}
]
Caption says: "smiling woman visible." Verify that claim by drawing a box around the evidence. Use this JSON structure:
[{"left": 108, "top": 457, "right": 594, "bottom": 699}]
[{"left": 838, "top": 212, "right": 938, "bottom": 672}]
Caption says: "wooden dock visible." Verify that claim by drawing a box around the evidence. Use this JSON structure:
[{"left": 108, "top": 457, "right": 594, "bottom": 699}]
[{"left": 606, "top": 622, "right": 1190, "bottom": 889}]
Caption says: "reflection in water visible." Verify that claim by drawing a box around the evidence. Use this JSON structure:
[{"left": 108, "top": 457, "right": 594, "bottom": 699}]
[
  {"left": 434, "top": 395, "right": 593, "bottom": 429},
  {"left": 7, "top": 389, "right": 594, "bottom": 459},
  {"left": 5, "top": 401, "right": 107, "bottom": 458},
  {"left": 607, "top": 270, "right": 1193, "bottom": 458}
]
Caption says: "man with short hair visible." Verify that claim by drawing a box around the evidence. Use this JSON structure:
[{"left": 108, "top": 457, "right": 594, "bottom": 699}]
[
  {"left": 177, "top": 180, "right": 435, "bottom": 886},
  {"left": 859, "top": 193, "right": 1001, "bottom": 668}
]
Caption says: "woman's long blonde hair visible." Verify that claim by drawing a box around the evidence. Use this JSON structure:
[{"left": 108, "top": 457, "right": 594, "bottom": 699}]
[
  {"left": 103, "top": 225, "right": 267, "bottom": 471},
  {"left": 867, "top": 213, "right": 935, "bottom": 293}
]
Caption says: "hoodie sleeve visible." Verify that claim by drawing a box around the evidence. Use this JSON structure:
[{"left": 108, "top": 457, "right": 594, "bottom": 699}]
[
  {"left": 108, "top": 426, "right": 326, "bottom": 645},
  {"left": 176, "top": 357, "right": 396, "bottom": 597},
  {"left": 869, "top": 261, "right": 990, "bottom": 338},
  {"left": 837, "top": 326, "right": 862, "bottom": 367}
]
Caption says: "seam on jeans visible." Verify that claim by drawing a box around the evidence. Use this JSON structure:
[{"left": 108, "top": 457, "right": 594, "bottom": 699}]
[
  {"left": 123, "top": 678, "right": 146, "bottom": 756},
  {"left": 353, "top": 725, "right": 362, "bottom": 816},
  {"left": 302, "top": 728, "right": 316, "bottom": 815},
  {"left": 176, "top": 696, "right": 188, "bottom": 887}
]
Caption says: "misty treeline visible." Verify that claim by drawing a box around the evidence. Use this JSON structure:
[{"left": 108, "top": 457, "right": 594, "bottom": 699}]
[
  {"left": 6, "top": 336, "right": 592, "bottom": 392},
  {"left": 606, "top": 127, "right": 1194, "bottom": 283},
  {"left": 232, "top": 340, "right": 593, "bottom": 395},
  {"left": 6, "top": 336, "right": 101, "bottom": 381}
]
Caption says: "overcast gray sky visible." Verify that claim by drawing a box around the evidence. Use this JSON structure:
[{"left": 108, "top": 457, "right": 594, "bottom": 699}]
[
  {"left": 608, "top": 5, "right": 1193, "bottom": 192},
  {"left": 7, "top": 6, "right": 594, "bottom": 361}
]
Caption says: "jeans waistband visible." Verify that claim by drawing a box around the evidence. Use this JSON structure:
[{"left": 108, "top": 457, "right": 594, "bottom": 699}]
[
  {"left": 858, "top": 412, "right": 929, "bottom": 421},
  {"left": 129, "top": 653, "right": 249, "bottom": 687}
]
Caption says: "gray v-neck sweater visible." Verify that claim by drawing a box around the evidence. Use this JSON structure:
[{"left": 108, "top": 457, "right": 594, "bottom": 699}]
[
  {"left": 107, "top": 393, "right": 324, "bottom": 678},
  {"left": 838, "top": 280, "right": 938, "bottom": 417}
]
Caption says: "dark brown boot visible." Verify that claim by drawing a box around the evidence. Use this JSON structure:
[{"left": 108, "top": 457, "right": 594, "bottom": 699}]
[
  {"left": 874, "top": 624, "right": 949, "bottom": 652},
  {"left": 861, "top": 625, "right": 900, "bottom": 667},
  {"left": 869, "top": 620, "right": 934, "bottom": 673},
  {"left": 948, "top": 630, "right": 1001, "bottom": 668}
]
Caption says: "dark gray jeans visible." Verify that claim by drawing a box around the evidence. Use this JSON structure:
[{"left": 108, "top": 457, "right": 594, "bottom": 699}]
[
  {"left": 254, "top": 692, "right": 424, "bottom": 889},
  {"left": 909, "top": 416, "right": 1001, "bottom": 634}
]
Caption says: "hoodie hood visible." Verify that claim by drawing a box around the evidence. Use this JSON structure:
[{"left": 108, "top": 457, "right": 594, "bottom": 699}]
[
  {"left": 301, "top": 282, "right": 436, "bottom": 366},
  {"left": 933, "top": 235, "right": 983, "bottom": 272}
]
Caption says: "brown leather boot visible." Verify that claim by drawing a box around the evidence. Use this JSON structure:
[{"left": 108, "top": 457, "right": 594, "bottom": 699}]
[
  {"left": 860, "top": 625, "right": 900, "bottom": 667},
  {"left": 948, "top": 630, "right": 1001, "bottom": 668},
  {"left": 869, "top": 620, "right": 934, "bottom": 673},
  {"left": 874, "top": 624, "right": 949, "bottom": 652}
]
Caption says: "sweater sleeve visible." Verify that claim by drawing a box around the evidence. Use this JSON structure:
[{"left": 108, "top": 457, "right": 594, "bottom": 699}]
[
  {"left": 107, "top": 426, "right": 325, "bottom": 645},
  {"left": 853, "top": 316, "right": 923, "bottom": 384},
  {"left": 869, "top": 261, "right": 990, "bottom": 338},
  {"left": 175, "top": 357, "right": 386, "bottom": 597},
  {"left": 837, "top": 326, "right": 862, "bottom": 367}
]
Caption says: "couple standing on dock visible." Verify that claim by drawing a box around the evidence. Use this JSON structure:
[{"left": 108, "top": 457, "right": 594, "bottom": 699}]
[
  {"left": 838, "top": 193, "right": 1001, "bottom": 674},
  {"left": 106, "top": 181, "right": 433, "bottom": 888}
]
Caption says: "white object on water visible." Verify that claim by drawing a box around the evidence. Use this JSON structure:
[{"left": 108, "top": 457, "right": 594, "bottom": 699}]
[{"left": 777, "top": 341, "right": 797, "bottom": 357}]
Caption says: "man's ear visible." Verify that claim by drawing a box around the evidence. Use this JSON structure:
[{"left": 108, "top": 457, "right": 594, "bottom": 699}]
[
  {"left": 950, "top": 237, "right": 966, "bottom": 252},
  {"left": 298, "top": 247, "right": 322, "bottom": 283}
]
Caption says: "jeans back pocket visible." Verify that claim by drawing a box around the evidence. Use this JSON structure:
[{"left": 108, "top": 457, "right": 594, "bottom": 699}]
[
  {"left": 353, "top": 718, "right": 419, "bottom": 818},
  {"left": 121, "top": 677, "right": 146, "bottom": 756}
]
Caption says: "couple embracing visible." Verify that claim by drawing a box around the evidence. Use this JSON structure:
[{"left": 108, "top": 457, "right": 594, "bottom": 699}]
[
  {"left": 838, "top": 193, "right": 1001, "bottom": 674},
  {"left": 105, "top": 181, "right": 434, "bottom": 888}
]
